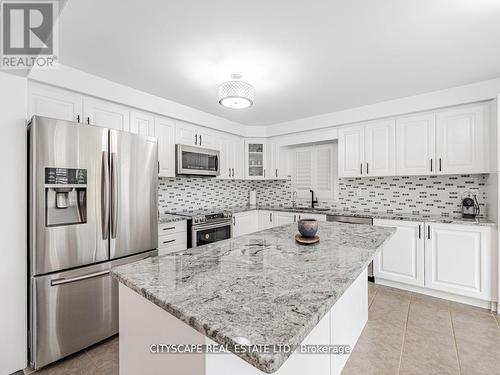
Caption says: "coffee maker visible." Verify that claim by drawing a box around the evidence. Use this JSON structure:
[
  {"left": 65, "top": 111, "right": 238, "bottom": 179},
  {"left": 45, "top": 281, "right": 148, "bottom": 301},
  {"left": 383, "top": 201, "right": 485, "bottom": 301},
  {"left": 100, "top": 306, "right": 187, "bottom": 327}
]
[{"left": 462, "top": 196, "right": 480, "bottom": 219}]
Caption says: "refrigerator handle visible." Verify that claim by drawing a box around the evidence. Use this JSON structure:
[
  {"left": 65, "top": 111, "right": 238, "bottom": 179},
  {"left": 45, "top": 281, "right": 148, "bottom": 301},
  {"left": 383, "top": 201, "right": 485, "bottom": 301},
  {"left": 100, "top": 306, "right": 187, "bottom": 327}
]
[
  {"left": 110, "top": 152, "right": 118, "bottom": 239},
  {"left": 101, "top": 151, "right": 110, "bottom": 240}
]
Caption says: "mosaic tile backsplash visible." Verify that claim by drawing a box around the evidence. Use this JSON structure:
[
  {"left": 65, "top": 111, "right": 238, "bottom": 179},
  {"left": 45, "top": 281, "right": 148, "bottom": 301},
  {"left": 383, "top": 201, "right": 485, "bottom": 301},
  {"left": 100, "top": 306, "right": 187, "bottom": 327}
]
[
  {"left": 159, "top": 174, "right": 489, "bottom": 217},
  {"left": 159, "top": 177, "right": 292, "bottom": 213}
]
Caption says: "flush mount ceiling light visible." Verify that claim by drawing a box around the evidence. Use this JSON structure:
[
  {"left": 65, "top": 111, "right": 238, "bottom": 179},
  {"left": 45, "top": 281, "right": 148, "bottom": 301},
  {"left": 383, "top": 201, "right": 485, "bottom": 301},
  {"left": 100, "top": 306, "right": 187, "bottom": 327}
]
[{"left": 218, "top": 74, "right": 254, "bottom": 109}]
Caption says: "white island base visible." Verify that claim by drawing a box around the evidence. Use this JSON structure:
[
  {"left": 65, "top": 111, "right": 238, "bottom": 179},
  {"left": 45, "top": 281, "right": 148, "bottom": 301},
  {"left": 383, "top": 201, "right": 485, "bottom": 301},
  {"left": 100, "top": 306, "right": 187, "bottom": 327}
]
[{"left": 118, "top": 269, "right": 368, "bottom": 375}]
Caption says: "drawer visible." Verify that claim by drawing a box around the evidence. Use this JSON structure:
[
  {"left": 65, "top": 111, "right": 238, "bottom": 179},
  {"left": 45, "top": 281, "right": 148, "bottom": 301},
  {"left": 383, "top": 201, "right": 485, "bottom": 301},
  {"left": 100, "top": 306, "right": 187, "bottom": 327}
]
[
  {"left": 158, "top": 220, "right": 186, "bottom": 235},
  {"left": 158, "top": 232, "right": 187, "bottom": 254}
]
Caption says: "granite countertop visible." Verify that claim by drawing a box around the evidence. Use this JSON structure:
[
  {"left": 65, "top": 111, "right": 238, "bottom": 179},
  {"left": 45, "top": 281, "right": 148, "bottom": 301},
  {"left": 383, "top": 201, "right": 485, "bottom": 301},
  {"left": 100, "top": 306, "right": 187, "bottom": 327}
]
[
  {"left": 111, "top": 222, "right": 395, "bottom": 373},
  {"left": 228, "top": 205, "right": 496, "bottom": 227},
  {"left": 158, "top": 213, "right": 188, "bottom": 224}
]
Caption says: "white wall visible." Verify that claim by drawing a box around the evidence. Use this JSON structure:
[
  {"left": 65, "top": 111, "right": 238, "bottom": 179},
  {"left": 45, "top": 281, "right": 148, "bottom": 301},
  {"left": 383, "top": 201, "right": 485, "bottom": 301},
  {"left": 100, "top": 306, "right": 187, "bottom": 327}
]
[
  {"left": 268, "top": 78, "right": 500, "bottom": 137},
  {"left": 0, "top": 71, "right": 27, "bottom": 374}
]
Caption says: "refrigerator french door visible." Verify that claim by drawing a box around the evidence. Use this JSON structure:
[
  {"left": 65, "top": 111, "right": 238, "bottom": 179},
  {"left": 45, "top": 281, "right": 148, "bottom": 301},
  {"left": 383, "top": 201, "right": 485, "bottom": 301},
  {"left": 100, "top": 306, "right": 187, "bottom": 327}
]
[{"left": 28, "top": 116, "right": 158, "bottom": 369}]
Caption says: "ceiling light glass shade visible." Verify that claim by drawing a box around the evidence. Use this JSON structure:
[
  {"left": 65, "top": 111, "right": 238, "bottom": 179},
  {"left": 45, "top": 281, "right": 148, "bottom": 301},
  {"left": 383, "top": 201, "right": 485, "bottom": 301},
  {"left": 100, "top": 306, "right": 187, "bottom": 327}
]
[{"left": 218, "top": 80, "right": 254, "bottom": 109}]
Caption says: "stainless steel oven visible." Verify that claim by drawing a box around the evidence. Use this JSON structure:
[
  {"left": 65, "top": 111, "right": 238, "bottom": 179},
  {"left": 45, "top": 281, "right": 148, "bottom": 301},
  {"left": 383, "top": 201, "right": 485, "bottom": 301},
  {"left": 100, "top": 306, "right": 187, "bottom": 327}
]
[
  {"left": 191, "top": 219, "right": 232, "bottom": 248},
  {"left": 176, "top": 144, "right": 220, "bottom": 176}
]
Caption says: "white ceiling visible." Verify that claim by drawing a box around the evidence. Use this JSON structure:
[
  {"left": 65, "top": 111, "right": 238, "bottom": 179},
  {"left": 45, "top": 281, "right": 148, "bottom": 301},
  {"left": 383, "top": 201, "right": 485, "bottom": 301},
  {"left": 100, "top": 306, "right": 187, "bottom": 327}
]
[{"left": 58, "top": 0, "right": 500, "bottom": 126}]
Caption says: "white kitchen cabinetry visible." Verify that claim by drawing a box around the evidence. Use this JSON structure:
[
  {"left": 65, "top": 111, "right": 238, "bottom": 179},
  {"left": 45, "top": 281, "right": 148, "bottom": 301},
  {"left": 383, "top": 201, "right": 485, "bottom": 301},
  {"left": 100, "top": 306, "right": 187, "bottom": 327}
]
[
  {"left": 373, "top": 220, "right": 425, "bottom": 287},
  {"left": 338, "top": 125, "right": 364, "bottom": 178},
  {"left": 176, "top": 120, "right": 216, "bottom": 148},
  {"left": 258, "top": 211, "right": 275, "bottom": 230},
  {"left": 155, "top": 116, "right": 176, "bottom": 177},
  {"left": 29, "top": 84, "right": 83, "bottom": 122},
  {"left": 218, "top": 134, "right": 244, "bottom": 179},
  {"left": 435, "top": 105, "right": 488, "bottom": 174},
  {"left": 130, "top": 111, "right": 154, "bottom": 136},
  {"left": 295, "top": 213, "right": 327, "bottom": 222},
  {"left": 274, "top": 211, "right": 297, "bottom": 226},
  {"left": 338, "top": 120, "right": 395, "bottom": 177},
  {"left": 424, "top": 223, "right": 492, "bottom": 300},
  {"left": 158, "top": 221, "right": 187, "bottom": 255},
  {"left": 83, "top": 98, "right": 129, "bottom": 130},
  {"left": 233, "top": 211, "right": 259, "bottom": 237},
  {"left": 267, "top": 141, "right": 289, "bottom": 179},
  {"left": 396, "top": 113, "right": 436, "bottom": 175},
  {"left": 245, "top": 139, "right": 267, "bottom": 179}
]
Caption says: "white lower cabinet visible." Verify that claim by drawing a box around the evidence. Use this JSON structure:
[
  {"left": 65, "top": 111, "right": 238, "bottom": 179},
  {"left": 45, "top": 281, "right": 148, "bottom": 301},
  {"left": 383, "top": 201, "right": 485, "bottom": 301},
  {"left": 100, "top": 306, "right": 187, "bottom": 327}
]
[
  {"left": 373, "top": 220, "right": 424, "bottom": 287},
  {"left": 233, "top": 211, "right": 259, "bottom": 237},
  {"left": 258, "top": 211, "right": 274, "bottom": 230},
  {"left": 158, "top": 221, "right": 187, "bottom": 255},
  {"left": 274, "top": 211, "right": 297, "bottom": 226},
  {"left": 424, "top": 223, "right": 492, "bottom": 300},
  {"left": 296, "top": 213, "right": 327, "bottom": 222},
  {"left": 374, "top": 220, "right": 494, "bottom": 302}
]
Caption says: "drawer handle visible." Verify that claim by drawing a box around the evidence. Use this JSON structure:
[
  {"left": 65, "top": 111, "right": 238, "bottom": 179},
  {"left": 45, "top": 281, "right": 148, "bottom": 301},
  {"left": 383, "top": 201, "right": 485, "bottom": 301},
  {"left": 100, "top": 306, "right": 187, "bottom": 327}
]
[
  {"left": 162, "top": 239, "right": 176, "bottom": 244},
  {"left": 162, "top": 226, "right": 175, "bottom": 231}
]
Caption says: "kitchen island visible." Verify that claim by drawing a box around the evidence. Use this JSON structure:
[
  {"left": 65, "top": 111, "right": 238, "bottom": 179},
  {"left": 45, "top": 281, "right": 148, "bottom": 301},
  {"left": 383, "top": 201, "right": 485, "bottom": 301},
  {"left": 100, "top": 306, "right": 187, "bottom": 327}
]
[{"left": 111, "top": 222, "right": 395, "bottom": 375}]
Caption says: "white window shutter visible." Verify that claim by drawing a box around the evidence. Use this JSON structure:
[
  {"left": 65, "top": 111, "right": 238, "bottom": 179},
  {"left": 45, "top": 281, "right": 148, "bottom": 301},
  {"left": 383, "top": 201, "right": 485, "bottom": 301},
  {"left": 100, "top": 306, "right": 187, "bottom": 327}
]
[{"left": 294, "top": 149, "right": 312, "bottom": 198}]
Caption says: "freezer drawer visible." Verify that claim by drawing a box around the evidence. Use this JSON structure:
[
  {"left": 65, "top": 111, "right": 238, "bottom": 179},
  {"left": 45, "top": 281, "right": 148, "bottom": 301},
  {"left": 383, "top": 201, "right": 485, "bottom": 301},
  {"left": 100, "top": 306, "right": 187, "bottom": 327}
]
[{"left": 30, "top": 250, "right": 157, "bottom": 369}]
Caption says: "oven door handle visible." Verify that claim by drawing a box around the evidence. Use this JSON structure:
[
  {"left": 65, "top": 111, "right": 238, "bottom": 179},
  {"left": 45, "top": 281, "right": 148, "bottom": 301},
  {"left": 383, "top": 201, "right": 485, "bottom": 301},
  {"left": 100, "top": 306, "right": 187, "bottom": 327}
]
[{"left": 192, "top": 221, "right": 232, "bottom": 231}]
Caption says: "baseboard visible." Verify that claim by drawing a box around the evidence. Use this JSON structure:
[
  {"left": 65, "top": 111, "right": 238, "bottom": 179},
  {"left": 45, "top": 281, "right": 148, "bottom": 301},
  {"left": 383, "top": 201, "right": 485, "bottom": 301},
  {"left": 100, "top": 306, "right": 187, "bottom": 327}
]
[{"left": 374, "top": 278, "right": 495, "bottom": 311}]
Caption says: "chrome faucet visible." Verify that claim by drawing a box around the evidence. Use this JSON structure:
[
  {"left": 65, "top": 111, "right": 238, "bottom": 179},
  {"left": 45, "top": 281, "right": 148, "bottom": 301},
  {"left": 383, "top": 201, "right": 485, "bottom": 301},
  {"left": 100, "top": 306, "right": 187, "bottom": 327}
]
[
  {"left": 310, "top": 189, "right": 318, "bottom": 209},
  {"left": 292, "top": 191, "right": 298, "bottom": 208}
]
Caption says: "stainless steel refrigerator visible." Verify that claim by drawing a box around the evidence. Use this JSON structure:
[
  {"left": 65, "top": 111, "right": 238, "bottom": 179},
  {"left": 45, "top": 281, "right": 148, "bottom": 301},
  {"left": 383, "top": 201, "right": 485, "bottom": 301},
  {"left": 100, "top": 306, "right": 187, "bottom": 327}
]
[{"left": 28, "top": 116, "right": 158, "bottom": 369}]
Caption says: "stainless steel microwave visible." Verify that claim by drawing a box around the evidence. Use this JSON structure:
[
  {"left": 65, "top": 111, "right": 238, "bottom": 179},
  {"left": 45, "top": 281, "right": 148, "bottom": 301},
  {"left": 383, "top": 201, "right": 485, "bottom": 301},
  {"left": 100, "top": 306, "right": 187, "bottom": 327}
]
[{"left": 176, "top": 144, "right": 220, "bottom": 176}]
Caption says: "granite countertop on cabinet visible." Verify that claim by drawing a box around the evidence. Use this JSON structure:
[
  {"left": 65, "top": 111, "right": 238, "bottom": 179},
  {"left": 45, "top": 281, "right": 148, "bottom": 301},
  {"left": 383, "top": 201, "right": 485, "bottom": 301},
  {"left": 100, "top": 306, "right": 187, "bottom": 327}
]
[
  {"left": 158, "top": 213, "right": 187, "bottom": 224},
  {"left": 111, "top": 222, "right": 395, "bottom": 373},
  {"left": 228, "top": 205, "right": 496, "bottom": 227}
]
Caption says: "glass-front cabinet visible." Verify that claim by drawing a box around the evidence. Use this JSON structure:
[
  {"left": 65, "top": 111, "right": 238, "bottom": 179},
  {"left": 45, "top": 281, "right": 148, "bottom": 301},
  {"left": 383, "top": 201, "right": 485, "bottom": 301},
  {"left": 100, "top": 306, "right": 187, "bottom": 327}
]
[{"left": 245, "top": 139, "right": 267, "bottom": 179}]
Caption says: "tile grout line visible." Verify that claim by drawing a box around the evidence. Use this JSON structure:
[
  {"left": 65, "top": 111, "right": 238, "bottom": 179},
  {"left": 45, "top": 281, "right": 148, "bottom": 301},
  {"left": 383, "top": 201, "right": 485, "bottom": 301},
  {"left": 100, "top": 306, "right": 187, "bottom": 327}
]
[
  {"left": 396, "top": 293, "right": 411, "bottom": 375},
  {"left": 449, "top": 309, "right": 462, "bottom": 375}
]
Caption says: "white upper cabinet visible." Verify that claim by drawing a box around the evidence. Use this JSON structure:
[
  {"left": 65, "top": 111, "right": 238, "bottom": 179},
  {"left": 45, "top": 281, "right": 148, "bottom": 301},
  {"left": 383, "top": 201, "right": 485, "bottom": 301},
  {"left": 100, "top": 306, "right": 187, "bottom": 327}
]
[
  {"left": 435, "top": 104, "right": 488, "bottom": 174},
  {"left": 364, "top": 120, "right": 396, "bottom": 176},
  {"left": 396, "top": 113, "right": 436, "bottom": 175},
  {"left": 155, "top": 116, "right": 176, "bottom": 177},
  {"left": 338, "top": 125, "right": 365, "bottom": 177},
  {"left": 83, "top": 98, "right": 129, "bottom": 130},
  {"left": 29, "top": 84, "right": 83, "bottom": 122},
  {"left": 267, "top": 140, "right": 289, "bottom": 179},
  {"left": 175, "top": 120, "right": 216, "bottom": 148},
  {"left": 339, "top": 121, "right": 395, "bottom": 177},
  {"left": 217, "top": 133, "right": 244, "bottom": 179},
  {"left": 424, "top": 223, "right": 492, "bottom": 300},
  {"left": 130, "top": 111, "right": 155, "bottom": 136},
  {"left": 373, "top": 220, "right": 424, "bottom": 287},
  {"left": 245, "top": 139, "right": 267, "bottom": 179}
]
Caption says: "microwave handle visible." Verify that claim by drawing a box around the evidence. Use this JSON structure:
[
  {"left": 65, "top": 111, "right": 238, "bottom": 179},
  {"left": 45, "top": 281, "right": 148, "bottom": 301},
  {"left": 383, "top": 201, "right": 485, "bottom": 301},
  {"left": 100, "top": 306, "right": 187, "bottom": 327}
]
[{"left": 215, "top": 154, "right": 219, "bottom": 172}]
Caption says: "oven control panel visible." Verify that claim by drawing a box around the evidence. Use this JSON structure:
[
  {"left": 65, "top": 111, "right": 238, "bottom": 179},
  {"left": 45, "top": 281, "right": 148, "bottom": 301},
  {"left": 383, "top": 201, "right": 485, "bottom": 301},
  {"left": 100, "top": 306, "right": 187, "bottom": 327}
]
[{"left": 193, "top": 212, "right": 232, "bottom": 224}]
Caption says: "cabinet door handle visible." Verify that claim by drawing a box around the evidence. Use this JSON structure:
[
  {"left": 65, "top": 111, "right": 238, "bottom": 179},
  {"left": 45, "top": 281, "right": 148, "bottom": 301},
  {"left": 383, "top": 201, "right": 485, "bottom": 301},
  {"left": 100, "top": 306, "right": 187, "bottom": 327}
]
[
  {"left": 86, "top": 117, "right": 90, "bottom": 124},
  {"left": 233, "top": 216, "right": 235, "bottom": 225},
  {"left": 269, "top": 212, "right": 272, "bottom": 222},
  {"left": 232, "top": 168, "right": 234, "bottom": 177},
  {"left": 264, "top": 169, "right": 266, "bottom": 178},
  {"left": 199, "top": 135, "right": 202, "bottom": 146},
  {"left": 195, "top": 134, "right": 198, "bottom": 145},
  {"left": 418, "top": 225, "right": 421, "bottom": 239},
  {"left": 229, "top": 168, "right": 231, "bottom": 176},
  {"left": 360, "top": 163, "right": 363, "bottom": 175},
  {"left": 430, "top": 158, "right": 433, "bottom": 172},
  {"left": 275, "top": 168, "right": 278, "bottom": 178},
  {"left": 439, "top": 158, "right": 442, "bottom": 172},
  {"left": 366, "top": 162, "right": 369, "bottom": 175},
  {"left": 162, "top": 226, "right": 175, "bottom": 231},
  {"left": 76, "top": 115, "right": 80, "bottom": 123},
  {"left": 158, "top": 161, "right": 160, "bottom": 174},
  {"left": 427, "top": 226, "right": 430, "bottom": 239},
  {"left": 162, "top": 239, "right": 176, "bottom": 245}
]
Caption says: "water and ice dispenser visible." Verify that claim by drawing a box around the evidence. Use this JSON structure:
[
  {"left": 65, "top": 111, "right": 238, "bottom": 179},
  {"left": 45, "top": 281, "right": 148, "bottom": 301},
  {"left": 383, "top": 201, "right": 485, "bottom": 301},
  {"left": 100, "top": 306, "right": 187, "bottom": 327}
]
[{"left": 45, "top": 168, "right": 87, "bottom": 226}]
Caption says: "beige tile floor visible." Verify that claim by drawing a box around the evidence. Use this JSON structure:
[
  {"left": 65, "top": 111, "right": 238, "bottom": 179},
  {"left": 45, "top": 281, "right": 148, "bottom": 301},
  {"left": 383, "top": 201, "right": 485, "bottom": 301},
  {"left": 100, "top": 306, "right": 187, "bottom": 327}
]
[{"left": 25, "top": 283, "right": 500, "bottom": 375}]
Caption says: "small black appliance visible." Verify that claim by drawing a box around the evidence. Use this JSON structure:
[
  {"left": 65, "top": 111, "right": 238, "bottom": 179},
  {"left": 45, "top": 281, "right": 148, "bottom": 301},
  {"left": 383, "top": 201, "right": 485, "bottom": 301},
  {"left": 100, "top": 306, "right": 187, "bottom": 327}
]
[{"left": 462, "top": 196, "right": 480, "bottom": 219}]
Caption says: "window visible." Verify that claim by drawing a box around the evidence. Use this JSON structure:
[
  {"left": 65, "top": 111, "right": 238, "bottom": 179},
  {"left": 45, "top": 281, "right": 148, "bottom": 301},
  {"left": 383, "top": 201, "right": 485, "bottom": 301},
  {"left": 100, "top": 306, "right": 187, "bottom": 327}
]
[{"left": 291, "top": 143, "right": 337, "bottom": 201}]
